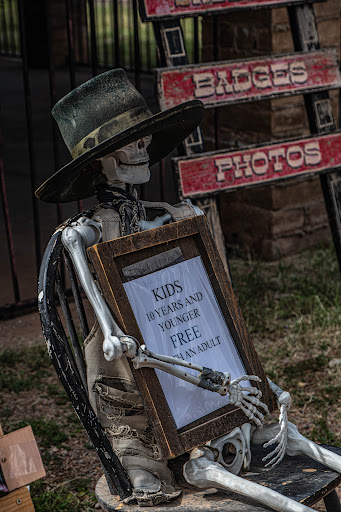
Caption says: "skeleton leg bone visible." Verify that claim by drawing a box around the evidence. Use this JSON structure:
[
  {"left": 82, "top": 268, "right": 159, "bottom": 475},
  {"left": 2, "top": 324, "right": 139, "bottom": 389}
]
[
  {"left": 183, "top": 446, "right": 313, "bottom": 512},
  {"left": 252, "top": 421, "right": 341, "bottom": 474}
]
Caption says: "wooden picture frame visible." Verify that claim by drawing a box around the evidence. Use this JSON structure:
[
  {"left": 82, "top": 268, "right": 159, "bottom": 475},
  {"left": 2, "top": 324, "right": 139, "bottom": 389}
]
[{"left": 88, "top": 215, "right": 276, "bottom": 459}]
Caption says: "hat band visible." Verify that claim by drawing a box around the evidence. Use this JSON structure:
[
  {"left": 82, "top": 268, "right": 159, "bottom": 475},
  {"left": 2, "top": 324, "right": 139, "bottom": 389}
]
[{"left": 71, "top": 106, "right": 152, "bottom": 160}]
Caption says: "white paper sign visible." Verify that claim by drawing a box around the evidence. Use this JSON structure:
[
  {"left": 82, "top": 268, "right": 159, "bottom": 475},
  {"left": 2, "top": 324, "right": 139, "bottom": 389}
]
[{"left": 124, "top": 256, "right": 247, "bottom": 429}]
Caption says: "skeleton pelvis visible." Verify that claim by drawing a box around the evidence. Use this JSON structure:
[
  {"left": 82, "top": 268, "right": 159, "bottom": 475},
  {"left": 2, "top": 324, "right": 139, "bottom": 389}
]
[{"left": 208, "top": 424, "right": 253, "bottom": 475}]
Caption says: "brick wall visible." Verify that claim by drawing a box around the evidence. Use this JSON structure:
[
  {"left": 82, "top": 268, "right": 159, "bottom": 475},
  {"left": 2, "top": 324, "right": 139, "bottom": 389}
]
[{"left": 201, "top": 1, "right": 341, "bottom": 259}]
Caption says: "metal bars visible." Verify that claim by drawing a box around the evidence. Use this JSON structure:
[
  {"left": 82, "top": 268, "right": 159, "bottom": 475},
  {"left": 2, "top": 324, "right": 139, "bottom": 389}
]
[
  {"left": 288, "top": 4, "right": 341, "bottom": 273},
  {"left": 0, "top": 0, "right": 200, "bottom": 317}
]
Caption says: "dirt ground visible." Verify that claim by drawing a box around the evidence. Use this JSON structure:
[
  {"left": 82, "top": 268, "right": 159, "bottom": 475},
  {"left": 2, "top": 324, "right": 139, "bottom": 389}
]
[{"left": 0, "top": 310, "right": 44, "bottom": 349}]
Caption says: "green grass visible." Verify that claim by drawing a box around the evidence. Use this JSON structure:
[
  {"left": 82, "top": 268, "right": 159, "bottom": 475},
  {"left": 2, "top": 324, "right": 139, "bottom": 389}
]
[
  {"left": 230, "top": 241, "right": 341, "bottom": 446},
  {"left": 0, "top": 344, "right": 51, "bottom": 393},
  {"left": 31, "top": 479, "right": 97, "bottom": 512}
]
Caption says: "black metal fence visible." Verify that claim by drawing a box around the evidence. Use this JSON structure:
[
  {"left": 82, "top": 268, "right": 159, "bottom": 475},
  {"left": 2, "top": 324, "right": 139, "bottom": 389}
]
[
  {"left": 0, "top": 0, "right": 202, "bottom": 317},
  {"left": 0, "top": 0, "right": 20, "bottom": 57},
  {"left": 0, "top": 0, "right": 201, "bottom": 70}
]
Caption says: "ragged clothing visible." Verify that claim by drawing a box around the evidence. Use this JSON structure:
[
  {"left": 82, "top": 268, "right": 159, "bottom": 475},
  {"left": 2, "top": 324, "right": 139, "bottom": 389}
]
[{"left": 83, "top": 197, "right": 198, "bottom": 505}]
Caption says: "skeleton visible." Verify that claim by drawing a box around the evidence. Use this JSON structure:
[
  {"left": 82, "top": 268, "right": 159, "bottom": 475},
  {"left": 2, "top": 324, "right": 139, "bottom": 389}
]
[{"left": 61, "top": 137, "right": 341, "bottom": 512}]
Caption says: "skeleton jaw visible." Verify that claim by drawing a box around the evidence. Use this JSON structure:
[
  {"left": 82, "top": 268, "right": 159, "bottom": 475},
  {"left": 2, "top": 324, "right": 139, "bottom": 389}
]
[
  {"left": 100, "top": 135, "right": 152, "bottom": 186},
  {"left": 115, "top": 158, "right": 150, "bottom": 185}
]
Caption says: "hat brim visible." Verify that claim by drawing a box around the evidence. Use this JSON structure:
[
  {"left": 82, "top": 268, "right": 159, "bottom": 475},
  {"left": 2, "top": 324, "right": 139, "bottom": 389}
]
[{"left": 35, "top": 100, "right": 204, "bottom": 203}]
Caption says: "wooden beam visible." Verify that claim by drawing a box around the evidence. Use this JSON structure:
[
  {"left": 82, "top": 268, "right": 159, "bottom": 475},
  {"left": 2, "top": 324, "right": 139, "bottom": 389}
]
[{"left": 0, "top": 487, "right": 35, "bottom": 512}]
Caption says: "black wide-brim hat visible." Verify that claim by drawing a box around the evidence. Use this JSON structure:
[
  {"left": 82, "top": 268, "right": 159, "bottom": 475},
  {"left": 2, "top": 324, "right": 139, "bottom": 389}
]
[{"left": 35, "top": 69, "right": 204, "bottom": 203}]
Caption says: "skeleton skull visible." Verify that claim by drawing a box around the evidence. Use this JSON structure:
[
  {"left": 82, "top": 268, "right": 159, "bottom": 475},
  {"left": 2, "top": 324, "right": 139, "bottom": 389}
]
[{"left": 100, "top": 135, "right": 152, "bottom": 186}]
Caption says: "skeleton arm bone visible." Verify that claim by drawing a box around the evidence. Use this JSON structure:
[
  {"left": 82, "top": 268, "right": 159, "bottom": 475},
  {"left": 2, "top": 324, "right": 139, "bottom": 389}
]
[
  {"left": 132, "top": 346, "right": 268, "bottom": 425},
  {"left": 138, "top": 213, "right": 172, "bottom": 231},
  {"left": 138, "top": 199, "right": 203, "bottom": 231},
  {"left": 132, "top": 345, "right": 231, "bottom": 394},
  {"left": 61, "top": 217, "right": 136, "bottom": 360}
]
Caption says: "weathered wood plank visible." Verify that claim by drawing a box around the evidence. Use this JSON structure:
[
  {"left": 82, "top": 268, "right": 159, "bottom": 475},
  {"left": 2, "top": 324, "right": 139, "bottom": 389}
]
[
  {"left": 288, "top": 3, "right": 341, "bottom": 275},
  {"left": 157, "top": 50, "right": 341, "bottom": 109},
  {"left": 0, "top": 427, "right": 45, "bottom": 492},
  {"left": 0, "top": 487, "right": 35, "bottom": 512},
  {"left": 139, "top": 0, "right": 323, "bottom": 21},
  {"left": 174, "top": 131, "right": 341, "bottom": 199}
]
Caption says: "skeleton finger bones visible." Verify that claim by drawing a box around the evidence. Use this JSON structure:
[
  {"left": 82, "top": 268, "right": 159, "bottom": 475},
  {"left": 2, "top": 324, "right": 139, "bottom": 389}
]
[
  {"left": 228, "top": 375, "right": 269, "bottom": 427},
  {"left": 252, "top": 421, "right": 341, "bottom": 474},
  {"left": 258, "top": 379, "right": 292, "bottom": 468}
]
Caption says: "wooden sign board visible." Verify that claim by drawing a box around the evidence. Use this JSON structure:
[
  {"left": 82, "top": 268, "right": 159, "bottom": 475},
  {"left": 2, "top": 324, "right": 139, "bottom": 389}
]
[
  {"left": 174, "top": 131, "right": 341, "bottom": 199},
  {"left": 88, "top": 215, "right": 275, "bottom": 459},
  {"left": 0, "top": 426, "right": 45, "bottom": 492},
  {"left": 157, "top": 51, "right": 341, "bottom": 110},
  {"left": 139, "top": 0, "right": 321, "bottom": 21},
  {"left": 0, "top": 487, "right": 35, "bottom": 512}
]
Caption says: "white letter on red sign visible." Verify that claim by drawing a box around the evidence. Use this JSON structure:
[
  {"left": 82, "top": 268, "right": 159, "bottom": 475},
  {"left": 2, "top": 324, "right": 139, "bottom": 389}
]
[
  {"left": 232, "top": 68, "right": 252, "bottom": 93},
  {"left": 290, "top": 61, "right": 308, "bottom": 84},
  {"left": 269, "top": 147, "right": 286, "bottom": 172},
  {"left": 252, "top": 152, "right": 269, "bottom": 175},
  {"left": 271, "top": 62, "right": 291, "bottom": 87},
  {"left": 232, "top": 155, "right": 252, "bottom": 178},
  {"left": 175, "top": 0, "right": 190, "bottom": 6},
  {"left": 252, "top": 65, "right": 272, "bottom": 89},
  {"left": 215, "top": 70, "right": 233, "bottom": 95},
  {"left": 192, "top": 72, "right": 215, "bottom": 99},
  {"left": 286, "top": 145, "right": 304, "bottom": 169},
  {"left": 215, "top": 157, "right": 233, "bottom": 182},
  {"left": 304, "top": 141, "right": 322, "bottom": 165}
]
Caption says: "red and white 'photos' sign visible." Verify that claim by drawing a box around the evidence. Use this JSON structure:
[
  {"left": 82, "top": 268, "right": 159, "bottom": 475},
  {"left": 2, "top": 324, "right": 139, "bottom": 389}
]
[
  {"left": 140, "top": 0, "right": 314, "bottom": 20},
  {"left": 175, "top": 132, "right": 341, "bottom": 199},
  {"left": 157, "top": 51, "right": 341, "bottom": 110}
]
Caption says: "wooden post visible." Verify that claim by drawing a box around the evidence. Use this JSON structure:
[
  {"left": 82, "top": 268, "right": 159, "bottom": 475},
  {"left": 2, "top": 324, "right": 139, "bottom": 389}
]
[
  {"left": 288, "top": 3, "right": 341, "bottom": 274},
  {"left": 153, "top": 20, "right": 229, "bottom": 272}
]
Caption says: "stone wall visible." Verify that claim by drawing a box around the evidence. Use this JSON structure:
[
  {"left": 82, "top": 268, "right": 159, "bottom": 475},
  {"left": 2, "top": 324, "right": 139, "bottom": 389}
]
[{"left": 201, "top": 1, "right": 341, "bottom": 259}]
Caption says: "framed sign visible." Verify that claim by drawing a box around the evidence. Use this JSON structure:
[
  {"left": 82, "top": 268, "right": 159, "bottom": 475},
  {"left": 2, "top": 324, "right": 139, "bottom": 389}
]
[
  {"left": 174, "top": 131, "right": 341, "bottom": 199},
  {"left": 156, "top": 51, "right": 341, "bottom": 110},
  {"left": 88, "top": 216, "right": 275, "bottom": 459}
]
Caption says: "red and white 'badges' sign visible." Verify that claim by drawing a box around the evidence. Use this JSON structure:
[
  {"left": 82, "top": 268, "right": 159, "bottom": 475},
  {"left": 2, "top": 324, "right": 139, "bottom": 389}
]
[
  {"left": 157, "top": 51, "right": 341, "bottom": 110},
  {"left": 174, "top": 132, "right": 341, "bottom": 199}
]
